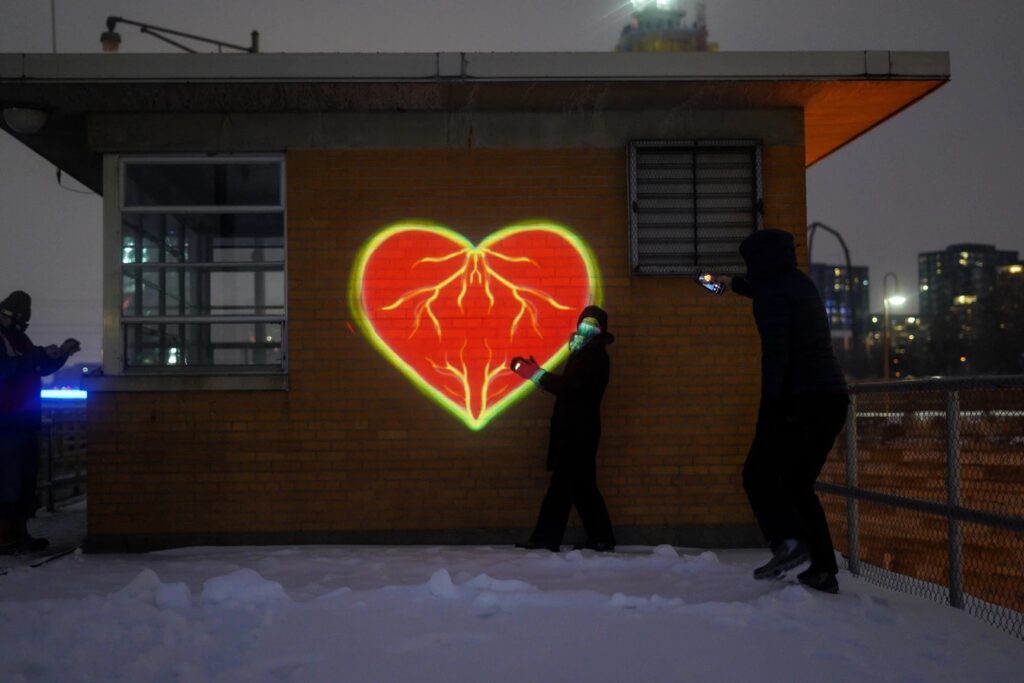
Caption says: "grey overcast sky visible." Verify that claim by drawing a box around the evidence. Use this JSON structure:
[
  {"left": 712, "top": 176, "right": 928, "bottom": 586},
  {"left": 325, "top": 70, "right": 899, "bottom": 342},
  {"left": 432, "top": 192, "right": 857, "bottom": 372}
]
[{"left": 2, "top": 0, "right": 1023, "bottom": 363}]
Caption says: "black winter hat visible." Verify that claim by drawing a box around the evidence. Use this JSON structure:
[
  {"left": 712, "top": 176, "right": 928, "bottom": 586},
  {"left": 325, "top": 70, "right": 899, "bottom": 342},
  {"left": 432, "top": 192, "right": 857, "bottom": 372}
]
[
  {"left": 0, "top": 290, "right": 31, "bottom": 322},
  {"left": 578, "top": 305, "right": 608, "bottom": 332}
]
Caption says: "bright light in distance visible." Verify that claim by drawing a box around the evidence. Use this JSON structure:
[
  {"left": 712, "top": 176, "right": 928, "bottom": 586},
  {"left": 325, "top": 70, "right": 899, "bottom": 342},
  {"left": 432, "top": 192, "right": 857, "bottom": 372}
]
[
  {"left": 41, "top": 389, "right": 87, "bottom": 400},
  {"left": 907, "top": 316, "right": 916, "bottom": 323},
  {"left": 960, "top": 356, "right": 967, "bottom": 363},
  {"left": 887, "top": 295, "right": 907, "bottom": 306},
  {"left": 631, "top": 0, "right": 674, "bottom": 8},
  {"left": 1010, "top": 265, "right": 1023, "bottom": 274}
]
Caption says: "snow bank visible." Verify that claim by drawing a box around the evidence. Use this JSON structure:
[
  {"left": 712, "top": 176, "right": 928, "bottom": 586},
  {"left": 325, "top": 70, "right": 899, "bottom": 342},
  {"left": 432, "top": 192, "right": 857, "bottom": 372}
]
[
  {"left": 200, "top": 568, "right": 289, "bottom": 606},
  {"left": 1, "top": 545, "right": 1021, "bottom": 682}
]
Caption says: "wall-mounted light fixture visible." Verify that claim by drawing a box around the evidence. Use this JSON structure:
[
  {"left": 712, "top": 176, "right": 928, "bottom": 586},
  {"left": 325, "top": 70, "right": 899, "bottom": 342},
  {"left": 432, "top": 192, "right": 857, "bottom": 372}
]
[
  {"left": 100, "top": 16, "right": 259, "bottom": 53},
  {"left": 2, "top": 107, "right": 48, "bottom": 134}
]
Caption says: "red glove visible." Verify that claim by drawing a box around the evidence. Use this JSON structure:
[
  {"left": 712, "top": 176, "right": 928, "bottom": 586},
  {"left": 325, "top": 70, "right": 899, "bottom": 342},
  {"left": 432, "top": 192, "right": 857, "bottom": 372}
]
[{"left": 510, "top": 355, "right": 540, "bottom": 380}]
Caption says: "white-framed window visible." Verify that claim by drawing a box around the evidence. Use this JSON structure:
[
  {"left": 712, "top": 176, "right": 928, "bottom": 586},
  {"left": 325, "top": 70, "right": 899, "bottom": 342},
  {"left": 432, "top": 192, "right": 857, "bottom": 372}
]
[
  {"left": 628, "top": 140, "right": 762, "bottom": 276},
  {"left": 117, "top": 156, "right": 286, "bottom": 373}
]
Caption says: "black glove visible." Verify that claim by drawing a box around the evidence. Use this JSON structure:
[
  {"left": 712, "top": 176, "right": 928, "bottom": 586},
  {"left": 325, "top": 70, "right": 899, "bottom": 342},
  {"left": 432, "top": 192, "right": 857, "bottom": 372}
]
[{"left": 59, "top": 338, "right": 81, "bottom": 357}]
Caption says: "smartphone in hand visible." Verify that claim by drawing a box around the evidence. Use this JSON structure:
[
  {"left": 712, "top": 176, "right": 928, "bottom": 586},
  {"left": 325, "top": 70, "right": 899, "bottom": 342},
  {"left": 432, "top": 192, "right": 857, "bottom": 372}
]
[{"left": 695, "top": 271, "right": 726, "bottom": 295}]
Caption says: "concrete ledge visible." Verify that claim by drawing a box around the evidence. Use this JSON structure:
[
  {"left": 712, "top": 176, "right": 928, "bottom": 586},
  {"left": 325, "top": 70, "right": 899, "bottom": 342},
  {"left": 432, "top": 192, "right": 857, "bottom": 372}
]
[
  {"left": 3, "top": 51, "right": 950, "bottom": 83},
  {"left": 83, "top": 524, "right": 764, "bottom": 553}
]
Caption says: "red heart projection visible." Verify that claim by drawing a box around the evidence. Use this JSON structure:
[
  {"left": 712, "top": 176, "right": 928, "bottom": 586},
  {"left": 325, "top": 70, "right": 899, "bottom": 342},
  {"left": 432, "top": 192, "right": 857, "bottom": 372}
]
[{"left": 350, "top": 222, "right": 602, "bottom": 430}]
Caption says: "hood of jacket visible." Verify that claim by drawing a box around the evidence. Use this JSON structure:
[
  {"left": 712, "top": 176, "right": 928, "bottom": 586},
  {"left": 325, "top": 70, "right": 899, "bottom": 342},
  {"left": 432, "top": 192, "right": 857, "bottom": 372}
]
[{"left": 739, "top": 229, "right": 797, "bottom": 283}]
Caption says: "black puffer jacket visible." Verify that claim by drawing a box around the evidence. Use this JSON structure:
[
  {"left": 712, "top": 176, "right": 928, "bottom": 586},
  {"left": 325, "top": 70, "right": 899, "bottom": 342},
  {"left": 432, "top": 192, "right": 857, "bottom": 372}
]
[
  {"left": 0, "top": 326, "right": 66, "bottom": 429},
  {"left": 732, "top": 229, "right": 847, "bottom": 416},
  {"left": 537, "top": 339, "right": 611, "bottom": 472}
]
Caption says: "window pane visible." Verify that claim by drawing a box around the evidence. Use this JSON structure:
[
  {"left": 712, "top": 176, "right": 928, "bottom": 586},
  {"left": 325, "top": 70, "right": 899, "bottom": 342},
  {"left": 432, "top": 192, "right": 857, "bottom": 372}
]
[
  {"left": 121, "top": 268, "right": 284, "bottom": 317},
  {"left": 124, "top": 162, "right": 281, "bottom": 207},
  {"left": 121, "top": 213, "right": 284, "bottom": 264},
  {"left": 124, "top": 322, "right": 283, "bottom": 369}
]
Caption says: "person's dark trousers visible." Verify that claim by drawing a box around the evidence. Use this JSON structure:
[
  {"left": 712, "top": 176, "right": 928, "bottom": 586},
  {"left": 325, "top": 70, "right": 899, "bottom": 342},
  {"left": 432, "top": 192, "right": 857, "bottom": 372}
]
[
  {"left": 742, "top": 392, "right": 849, "bottom": 573},
  {"left": 0, "top": 427, "right": 41, "bottom": 521},
  {"left": 529, "top": 466, "right": 615, "bottom": 549}
]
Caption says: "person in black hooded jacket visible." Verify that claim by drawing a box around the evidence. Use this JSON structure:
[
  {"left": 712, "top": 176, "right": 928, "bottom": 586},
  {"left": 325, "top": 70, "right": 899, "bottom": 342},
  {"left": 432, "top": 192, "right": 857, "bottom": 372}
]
[
  {"left": 710, "top": 229, "right": 848, "bottom": 593},
  {"left": 511, "top": 305, "right": 616, "bottom": 553},
  {"left": 0, "top": 291, "right": 80, "bottom": 553}
]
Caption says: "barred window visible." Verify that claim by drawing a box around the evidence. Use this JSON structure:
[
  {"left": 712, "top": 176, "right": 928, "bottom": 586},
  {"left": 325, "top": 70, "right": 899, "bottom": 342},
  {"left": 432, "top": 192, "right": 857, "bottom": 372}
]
[
  {"left": 119, "top": 157, "right": 286, "bottom": 372},
  {"left": 628, "top": 140, "right": 762, "bottom": 276}
]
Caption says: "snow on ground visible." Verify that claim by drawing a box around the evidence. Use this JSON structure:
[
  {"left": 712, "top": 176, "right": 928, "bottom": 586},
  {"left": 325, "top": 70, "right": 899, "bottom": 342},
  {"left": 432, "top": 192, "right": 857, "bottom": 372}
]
[{"left": 2, "top": 543, "right": 1022, "bottom": 683}]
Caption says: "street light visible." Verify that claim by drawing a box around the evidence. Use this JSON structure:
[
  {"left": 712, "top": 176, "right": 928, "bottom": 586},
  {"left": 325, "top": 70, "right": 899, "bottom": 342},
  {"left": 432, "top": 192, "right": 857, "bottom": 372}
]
[
  {"left": 100, "top": 16, "right": 259, "bottom": 53},
  {"left": 808, "top": 221, "right": 864, "bottom": 375},
  {"left": 882, "top": 272, "right": 905, "bottom": 380}
]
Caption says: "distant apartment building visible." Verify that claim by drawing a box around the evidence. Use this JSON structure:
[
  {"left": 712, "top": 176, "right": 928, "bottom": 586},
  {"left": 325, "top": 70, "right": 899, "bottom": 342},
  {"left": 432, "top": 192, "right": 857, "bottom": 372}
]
[
  {"left": 918, "top": 244, "right": 1021, "bottom": 374},
  {"left": 809, "top": 263, "right": 870, "bottom": 376},
  {"left": 809, "top": 263, "right": 870, "bottom": 338},
  {"left": 918, "top": 244, "right": 1018, "bottom": 319}
]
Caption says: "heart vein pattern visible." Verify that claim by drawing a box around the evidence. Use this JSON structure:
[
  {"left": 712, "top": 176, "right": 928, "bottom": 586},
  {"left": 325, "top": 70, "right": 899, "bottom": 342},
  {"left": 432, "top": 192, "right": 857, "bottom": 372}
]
[{"left": 350, "top": 222, "right": 602, "bottom": 430}]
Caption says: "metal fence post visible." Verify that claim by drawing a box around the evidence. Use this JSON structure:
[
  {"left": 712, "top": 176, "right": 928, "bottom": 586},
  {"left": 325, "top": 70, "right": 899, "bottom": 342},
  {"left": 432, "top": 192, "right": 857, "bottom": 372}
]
[
  {"left": 845, "top": 394, "right": 860, "bottom": 576},
  {"left": 945, "top": 388, "right": 964, "bottom": 609}
]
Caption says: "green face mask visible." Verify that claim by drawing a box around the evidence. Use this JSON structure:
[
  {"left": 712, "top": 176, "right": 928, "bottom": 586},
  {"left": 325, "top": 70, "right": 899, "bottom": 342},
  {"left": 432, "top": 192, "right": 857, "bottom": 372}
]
[{"left": 569, "top": 321, "right": 601, "bottom": 353}]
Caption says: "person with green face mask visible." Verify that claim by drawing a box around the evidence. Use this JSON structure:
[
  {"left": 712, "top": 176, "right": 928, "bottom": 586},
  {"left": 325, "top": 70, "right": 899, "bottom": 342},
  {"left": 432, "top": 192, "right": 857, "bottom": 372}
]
[{"left": 511, "top": 305, "right": 616, "bottom": 552}]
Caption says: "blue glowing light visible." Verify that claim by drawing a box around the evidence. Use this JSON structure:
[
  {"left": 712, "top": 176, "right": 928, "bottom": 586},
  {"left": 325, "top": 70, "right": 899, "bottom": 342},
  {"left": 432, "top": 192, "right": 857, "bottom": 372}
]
[{"left": 40, "top": 389, "right": 88, "bottom": 400}]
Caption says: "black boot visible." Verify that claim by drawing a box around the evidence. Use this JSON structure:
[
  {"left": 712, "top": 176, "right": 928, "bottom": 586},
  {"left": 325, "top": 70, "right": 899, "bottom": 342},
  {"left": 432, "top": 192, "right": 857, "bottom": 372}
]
[
  {"left": 753, "top": 539, "right": 809, "bottom": 580},
  {"left": 0, "top": 518, "right": 19, "bottom": 554},
  {"left": 14, "top": 518, "right": 49, "bottom": 552},
  {"left": 797, "top": 568, "right": 839, "bottom": 594},
  {"left": 515, "top": 541, "right": 560, "bottom": 552},
  {"left": 573, "top": 540, "right": 615, "bottom": 552}
]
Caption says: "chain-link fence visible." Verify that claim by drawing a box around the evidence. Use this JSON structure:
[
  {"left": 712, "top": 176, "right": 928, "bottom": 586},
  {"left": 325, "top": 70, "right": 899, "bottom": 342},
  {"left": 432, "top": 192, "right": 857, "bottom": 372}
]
[
  {"left": 817, "top": 375, "right": 1024, "bottom": 639},
  {"left": 36, "top": 399, "right": 87, "bottom": 511}
]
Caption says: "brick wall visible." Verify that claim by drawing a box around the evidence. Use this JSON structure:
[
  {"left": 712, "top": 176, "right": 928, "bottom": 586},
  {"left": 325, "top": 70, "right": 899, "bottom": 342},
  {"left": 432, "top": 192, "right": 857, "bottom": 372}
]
[{"left": 86, "top": 145, "right": 808, "bottom": 547}]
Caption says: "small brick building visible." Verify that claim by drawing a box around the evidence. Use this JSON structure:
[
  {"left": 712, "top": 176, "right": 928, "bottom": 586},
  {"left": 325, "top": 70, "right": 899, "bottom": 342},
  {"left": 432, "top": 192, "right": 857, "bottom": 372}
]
[{"left": 0, "top": 51, "right": 948, "bottom": 550}]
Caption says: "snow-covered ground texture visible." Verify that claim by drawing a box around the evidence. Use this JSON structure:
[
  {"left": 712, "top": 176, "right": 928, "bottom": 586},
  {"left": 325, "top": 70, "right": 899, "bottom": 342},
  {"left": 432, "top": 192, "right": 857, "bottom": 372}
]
[{"left": 2, "top": 544, "right": 1022, "bottom": 683}]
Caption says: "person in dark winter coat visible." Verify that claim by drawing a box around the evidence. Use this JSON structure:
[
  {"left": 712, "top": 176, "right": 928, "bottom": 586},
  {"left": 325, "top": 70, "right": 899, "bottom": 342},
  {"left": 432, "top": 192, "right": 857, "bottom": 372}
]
[
  {"left": 511, "top": 305, "right": 616, "bottom": 552},
  {"left": 0, "top": 291, "right": 80, "bottom": 553},
  {"left": 710, "top": 230, "right": 849, "bottom": 593}
]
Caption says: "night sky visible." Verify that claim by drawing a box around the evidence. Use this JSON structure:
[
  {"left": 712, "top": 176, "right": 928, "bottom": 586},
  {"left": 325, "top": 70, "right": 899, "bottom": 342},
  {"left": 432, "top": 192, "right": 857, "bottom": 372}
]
[{"left": 2, "top": 0, "right": 1022, "bottom": 362}]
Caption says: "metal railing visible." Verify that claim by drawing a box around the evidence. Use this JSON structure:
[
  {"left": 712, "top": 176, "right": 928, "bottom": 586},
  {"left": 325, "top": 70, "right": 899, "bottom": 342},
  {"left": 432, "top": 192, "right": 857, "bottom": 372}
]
[
  {"left": 36, "top": 401, "right": 88, "bottom": 511},
  {"left": 817, "top": 375, "right": 1024, "bottom": 638}
]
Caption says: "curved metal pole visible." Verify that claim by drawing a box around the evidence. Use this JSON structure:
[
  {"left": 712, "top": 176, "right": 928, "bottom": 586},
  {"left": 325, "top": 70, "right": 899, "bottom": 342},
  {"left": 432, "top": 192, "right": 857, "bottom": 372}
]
[
  {"left": 808, "top": 221, "right": 852, "bottom": 275},
  {"left": 808, "top": 222, "right": 862, "bottom": 374}
]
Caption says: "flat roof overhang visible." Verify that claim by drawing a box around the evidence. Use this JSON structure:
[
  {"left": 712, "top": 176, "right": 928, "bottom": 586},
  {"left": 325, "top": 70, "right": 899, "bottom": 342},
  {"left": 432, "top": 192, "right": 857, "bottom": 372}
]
[{"left": 0, "top": 51, "right": 949, "bottom": 193}]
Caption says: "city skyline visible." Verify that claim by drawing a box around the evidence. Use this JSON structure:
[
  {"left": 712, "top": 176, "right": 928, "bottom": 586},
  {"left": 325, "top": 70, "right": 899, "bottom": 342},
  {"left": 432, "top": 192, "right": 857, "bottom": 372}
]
[
  {"left": 812, "top": 240, "right": 1022, "bottom": 315},
  {"left": 3, "top": 0, "right": 1024, "bottom": 363}
]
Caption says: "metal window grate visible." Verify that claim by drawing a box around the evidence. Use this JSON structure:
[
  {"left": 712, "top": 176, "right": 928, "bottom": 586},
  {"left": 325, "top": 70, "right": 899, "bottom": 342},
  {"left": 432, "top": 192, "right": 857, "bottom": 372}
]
[{"left": 628, "top": 140, "right": 762, "bottom": 276}]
